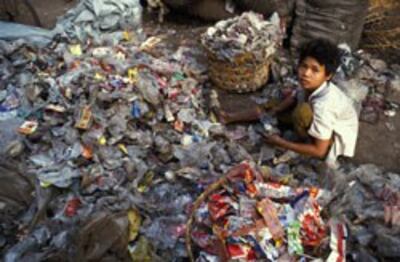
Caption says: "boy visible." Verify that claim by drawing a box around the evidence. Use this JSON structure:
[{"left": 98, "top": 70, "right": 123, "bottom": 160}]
[
  {"left": 263, "top": 38, "right": 359, "bottom": 169},
  {"left": 218, "top": 38, "right": 359, "bottom": 169}
]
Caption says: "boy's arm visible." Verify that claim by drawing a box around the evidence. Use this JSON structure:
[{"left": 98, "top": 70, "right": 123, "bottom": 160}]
[
  {"left": 218, "top": 106, "right": 263, "bottom": 124},
  {"left": 270, "top": 95, "right": 296, "bottom": 115},
  {"left": 264, "top": 134, "right": 331, "bottom": 158}
]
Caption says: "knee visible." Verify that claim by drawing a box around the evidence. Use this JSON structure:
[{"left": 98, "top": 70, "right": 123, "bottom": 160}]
[{"left": 294, "top": 103, "right": 313, "bottom": 126}]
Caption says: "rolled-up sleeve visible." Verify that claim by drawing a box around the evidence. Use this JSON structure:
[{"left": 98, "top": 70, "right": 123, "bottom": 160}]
[{"left": 308, "top": 104, "right": 334, "bottom": 140}]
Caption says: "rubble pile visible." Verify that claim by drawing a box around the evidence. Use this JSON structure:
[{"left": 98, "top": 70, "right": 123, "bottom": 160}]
[{"left": 0, "top": 3, "right": 399, "bottom": 262}]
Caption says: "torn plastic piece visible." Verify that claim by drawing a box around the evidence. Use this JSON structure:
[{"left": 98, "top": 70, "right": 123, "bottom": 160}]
[
  {"left": 64, "top": 197, "right": 82, "bottom": 217},
  {"left": 69, "top": 44, "right": 82, "bottom": 57},
  {"left": 327, "top": 219, "right": 347, "bottom": 262},
  {"left": 288, "top": 221, "right": 304, "bottom": 255},
  {"left": 128, "top": 209, "right": 142, "bottom": 242},
  {"left": 257, "top": 228, "right": 279, "bottom": 260},
  {"left": 75, "top": 106, "right": 92, "bottom": 130},
  {"left": 129, "top": 236, "right": 155, "bottom": 262},
  {"left": 257, "top": 198, "right": 285, "bottom": 240},
  {"left": 37, "top": 165, "right": 80, "bottom": 188},
  {"left": 18, "top": 120, "right": 38, "bottom": 135}
]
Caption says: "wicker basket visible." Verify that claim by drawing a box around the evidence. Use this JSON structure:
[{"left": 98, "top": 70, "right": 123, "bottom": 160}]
[
  {"left": 361, "top": 0, "right": 400, "bottom": 61},
  {"left": 205, "top": 48, "right": 272, "bottom": 94}
]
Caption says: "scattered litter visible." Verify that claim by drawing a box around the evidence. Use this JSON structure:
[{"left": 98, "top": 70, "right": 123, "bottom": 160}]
[
  {"left": 0, "top": 2, "right": 399, "bottom": 261},
  {"left": 201, "top": 12, "right": 282, "bottom": 62}
]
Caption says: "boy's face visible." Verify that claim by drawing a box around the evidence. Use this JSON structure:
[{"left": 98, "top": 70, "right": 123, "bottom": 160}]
[{"left": 298, "top": 57, "right": 332, "bottom": 91}]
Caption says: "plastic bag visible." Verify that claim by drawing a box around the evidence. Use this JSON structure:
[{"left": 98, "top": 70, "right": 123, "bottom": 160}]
[
  {"left": 0, "top": 22, "right": 53, "bottom": 47},
  {"left": 53, "top": 0, "right": 142, "bottom": 42},
  {"left": 291, "top": 0, "right": 368, "bottom": 52},
  {"left": 0, "top": 119, "right": 24, "bottom": 157}
]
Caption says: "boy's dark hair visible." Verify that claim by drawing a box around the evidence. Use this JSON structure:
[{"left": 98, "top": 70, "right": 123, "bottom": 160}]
[{"left": 299, "top": 38, "right": 341, "bottom": 76}]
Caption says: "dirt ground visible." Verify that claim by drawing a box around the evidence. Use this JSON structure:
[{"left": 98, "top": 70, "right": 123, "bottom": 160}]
[
  {"left": 12, "top": 1, "right": 400, "bottom": 173},
  {"left": 29, "top": 0, "right": 77, "bottom": 28}
]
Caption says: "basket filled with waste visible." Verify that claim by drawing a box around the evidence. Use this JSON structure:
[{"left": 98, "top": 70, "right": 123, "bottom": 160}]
[
  {"left": 186, "top": 162, "right": 345, "bottom": 261},
  {"left": 201, "top": 12, "right": 282, "bottom": 93}
]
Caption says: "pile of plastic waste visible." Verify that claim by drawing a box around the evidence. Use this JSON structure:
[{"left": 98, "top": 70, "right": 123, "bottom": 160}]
[
  {"left": 54, "top": 0, "right": 143, "bottom": 42},
  {"left": 201, "top": 12, "right": 282, "bottom": 62},
  {"left": 327, "top": 164, "right": 400, "bottom": 260},
  {"left": 189, "top": 162, "right": 344, "bottom": 261},
  {"left": 333, "top": 45, "right": 400, "bottom": 122},
  {"left": 0, "top": 1, "right": 399, "bottom": 261}
]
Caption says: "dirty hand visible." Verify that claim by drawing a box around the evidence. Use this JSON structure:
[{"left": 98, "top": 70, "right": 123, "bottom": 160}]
[
  {"left": 268, "top": 107, "right": 279, "bottom": 116},
  {"left": 263, "top": 134, "right": 285, "bottom": 146}
]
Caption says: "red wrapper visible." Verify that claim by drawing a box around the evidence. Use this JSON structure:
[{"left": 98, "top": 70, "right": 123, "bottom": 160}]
[
  {"left": 208, "top": 194, "right": 235, "bottom": 221},
  {"left": 300, "top": 202, "right": 327, "bottom": 247},
  {"left": 327, "top": 219, "right": 347, "bottom": 262},
  {"left": 246, "top": 183, "right": 258, "bottom": 198},
  {"left": 192, "top": 231, "right": 213, "bottom": 249},
  {"left": 64, "top": 198, "right": 81, "bottom": 217},
  {"left": 227, "top": 244, "right": 255, "bottom": 260}
]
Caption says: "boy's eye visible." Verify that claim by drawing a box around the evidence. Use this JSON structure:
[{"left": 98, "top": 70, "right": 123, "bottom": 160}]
[{"left": 311, "top": 66, "right": 320, "bottom": 73}]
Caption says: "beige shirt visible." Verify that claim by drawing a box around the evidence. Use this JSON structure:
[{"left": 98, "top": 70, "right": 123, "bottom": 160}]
[{"left": 306, "top": 81, "right": 359, "bottom": 168}]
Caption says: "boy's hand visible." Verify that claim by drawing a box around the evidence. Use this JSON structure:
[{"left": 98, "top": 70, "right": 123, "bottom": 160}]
[
  {"left": 268, "top": 107, "right": 279, "bottom": 116},
  {"left": 263, "top": 134, "right": 285, "bottom": 147}
]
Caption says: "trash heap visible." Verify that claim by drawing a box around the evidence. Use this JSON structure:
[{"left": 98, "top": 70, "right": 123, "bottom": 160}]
[
  {"left": 0, "top": 31, "right": 218, "bottom": 262},
  {"left": 0, "top": 0, "right": 143, "bottom": 48},
  {"left": 0, "top": 2, "right": 263, "bottom": 260},
  {"left": 329, "top": 164, "right": 400, "bottom": 260},
  {"left": 333, "top": 46, "right": 400, "bottom": 122},
  {"left": 0, "top": 2, "right": 399, "bottom": 261},
  {"left": 201, "top": 12, "right": 282, "bottom": 62},
  {"left": 188, "top": 162, "right": 342, "bottom": 261},
  {"left": 54, "top": 0, "right": 143, "bottom": 43}
]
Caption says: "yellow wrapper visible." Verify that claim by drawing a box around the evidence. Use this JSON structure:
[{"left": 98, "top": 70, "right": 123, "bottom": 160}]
[{"left": 69, "top": 44, "right": 82, "bottom": 56}]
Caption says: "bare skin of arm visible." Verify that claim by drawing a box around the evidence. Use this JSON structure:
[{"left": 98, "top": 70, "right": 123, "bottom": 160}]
[
  {"left": 264, "top": 134, "right": 331, "bottom": 158},
  {"left": 218, "top": 94, "right": 296, "bottom": 124},
  {"left": 218, "top": 106, "right": 263, "bottom": 124},
  {"left": 270, "top": 95, "right": 296, "bottom": 115}
]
